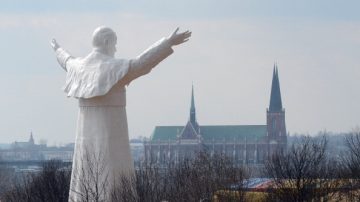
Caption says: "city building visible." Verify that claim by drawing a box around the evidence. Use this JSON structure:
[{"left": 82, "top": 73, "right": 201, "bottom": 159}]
[
  {"left": 144, "top": 65, "right": 287, "bottom": 165},
  {"left": 0, "top": 133, "right": 74, "bottom": 162},
  {"left": 0, "top": 133, "right": 145, "bottom": 165}
]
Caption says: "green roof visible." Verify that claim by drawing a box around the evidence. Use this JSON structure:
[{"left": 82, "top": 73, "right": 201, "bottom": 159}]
[{"left": 150, "top": 125, "right": 267, "bottom": 142}]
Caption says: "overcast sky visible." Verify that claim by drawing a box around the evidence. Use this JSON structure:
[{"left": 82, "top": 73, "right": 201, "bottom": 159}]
[{"left": 0, "top": 0, "right": 359, "bottom": 145}]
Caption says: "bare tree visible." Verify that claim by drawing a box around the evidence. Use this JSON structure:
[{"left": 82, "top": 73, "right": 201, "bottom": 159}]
[
  {"left": 110, "top": 174, "right": 138, "bottom": 202},
  {"left": 111, "top": 152, "right": 248, "bottom": 202},
  {"left": 343, "top": 129, "right": 360, "bottom": 176},
  {"left": 341, "top": 128, "right": 360, "bottom": 200},
  {"left": 69, "top": 148, "right": 110, "bottom": 202},
  {"left": 2, "top": 151, "right": 248, "bottom": 202},
  {"left": 166, "top": 152, "right": 248, "bottom": 202},
  {"left": 0, "top": 159, "right": 13, "bottom": 196},
  {"left": 264, "top": 135, "right": 340, "bottom": 202},
  {"left": 2, "top": 160, "right": 71, "bottom": 202}
]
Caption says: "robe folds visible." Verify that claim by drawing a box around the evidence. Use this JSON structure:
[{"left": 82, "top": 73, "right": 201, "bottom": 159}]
[{"left": 55, "top": 38, "right": 173, "bottom": 201}]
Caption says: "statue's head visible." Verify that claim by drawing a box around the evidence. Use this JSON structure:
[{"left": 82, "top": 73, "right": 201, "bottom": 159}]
[{"left": 92, "top": 26, "right": 117, "bottom": 57}]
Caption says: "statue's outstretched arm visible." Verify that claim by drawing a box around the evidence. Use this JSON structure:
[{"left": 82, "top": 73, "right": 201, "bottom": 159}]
[
  {"left": 51, "top": 39, "right": 73, "bottom": 72},
  {"left": 123, "top": 28, "right": 191, "bottom": 85}
]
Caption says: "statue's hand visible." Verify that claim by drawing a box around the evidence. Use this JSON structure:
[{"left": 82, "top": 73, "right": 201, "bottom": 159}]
[
  {"left": 167, "top": 28, "right": 191, "bottom": 46},
  {"left": 51, "top": 39, "right": 60, "bottom": 51}
]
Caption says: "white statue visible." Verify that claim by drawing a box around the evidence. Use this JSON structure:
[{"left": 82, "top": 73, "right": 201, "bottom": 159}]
[{"left": 51, "top": 26, "right": 191, "bottom": 201}]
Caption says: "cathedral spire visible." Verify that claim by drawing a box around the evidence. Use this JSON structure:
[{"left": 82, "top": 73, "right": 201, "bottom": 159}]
[
  {"left": 190, "top": 84, "right": 196, "bottom": 124},
  {"left": 269, "top": 63, "right": 283, "bottom": 112},
  {"left": 29, "top": 131, "right": 34, "bottom": 145}
]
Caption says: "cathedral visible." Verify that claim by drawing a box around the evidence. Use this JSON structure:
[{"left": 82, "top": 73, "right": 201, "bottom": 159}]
[{"left": 144, "top": 64, "right": 287, "bottom": 165}]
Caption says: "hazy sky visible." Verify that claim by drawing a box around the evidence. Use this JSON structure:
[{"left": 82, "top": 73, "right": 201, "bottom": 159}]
[{"left": 0, "top": 0, "right": 359, "bottom": 145}]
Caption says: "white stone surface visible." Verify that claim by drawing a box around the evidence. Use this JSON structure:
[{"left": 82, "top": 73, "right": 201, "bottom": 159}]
[{"left": 51, "top": 26, "right": 191, "bottom": 201}]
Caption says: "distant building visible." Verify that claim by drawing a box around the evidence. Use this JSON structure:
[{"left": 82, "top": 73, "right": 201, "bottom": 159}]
[
  {"left": 144, "top": 65, "right": 287, "bottom": 165},
  {"left": 12, "top": 132, "right": 43, "bottom": 150},
  {"left": 0, "top": 133, "right": 74, "bottom": 162},
  {"left": 0, "top": 133, "right": 144, "bottom": 164}
]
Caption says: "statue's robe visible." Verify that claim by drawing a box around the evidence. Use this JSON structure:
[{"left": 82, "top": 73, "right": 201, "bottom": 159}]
[{"left": 55, "top": 38, "right": 173, "bottom": 201}]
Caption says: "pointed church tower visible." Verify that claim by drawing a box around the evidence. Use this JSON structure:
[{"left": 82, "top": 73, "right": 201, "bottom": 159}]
[
  {"left": 190, "top": 85, "right": 199, "bottom": 132},
  {"left": 267, "top": 64, "right": 287, "bottom": 147},
  {"left": 269, "top": 66, "right": 283, "bottom": 112},
  {"left": 29, "top": 131, "right": 35, "bottom": 145},
  {"left": 178, "top": 85, "right": 200, "bottom": 139}
]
